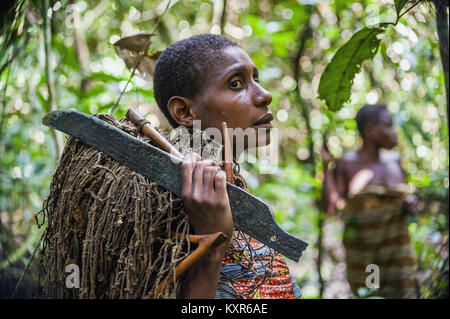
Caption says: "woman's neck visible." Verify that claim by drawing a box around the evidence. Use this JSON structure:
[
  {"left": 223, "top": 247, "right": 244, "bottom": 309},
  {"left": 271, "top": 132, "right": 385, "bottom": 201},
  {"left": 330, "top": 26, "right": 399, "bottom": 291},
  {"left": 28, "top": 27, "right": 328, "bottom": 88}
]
[{"left": 359, "top": 141, "right": 380, "bottom": 162}]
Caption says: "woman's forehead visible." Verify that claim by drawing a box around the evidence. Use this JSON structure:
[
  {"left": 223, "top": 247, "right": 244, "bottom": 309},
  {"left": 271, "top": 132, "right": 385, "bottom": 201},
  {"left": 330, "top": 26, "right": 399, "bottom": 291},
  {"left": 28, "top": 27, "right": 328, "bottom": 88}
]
[
  {"left": 222, "top": 46, "right": 254, "bottom": 64},
  {"left": 378, "top": 109, "right": 392, "bottom": 122},
  {"left": 193, "top": 46, "right": 258, "bottom": 97},
  {"left": 209, "top": 46, "right": 257, "bottom": 78}
]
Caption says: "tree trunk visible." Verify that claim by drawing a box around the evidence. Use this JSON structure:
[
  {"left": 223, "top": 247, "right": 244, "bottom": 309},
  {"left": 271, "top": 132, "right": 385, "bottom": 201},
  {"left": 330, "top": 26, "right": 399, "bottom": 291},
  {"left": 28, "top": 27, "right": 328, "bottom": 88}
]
[
  {"left": 433, "top": 0, "right": 449, "bottom": 132},
  {"left": 293, "top": 7, "right": 326, "bottom": 298}
]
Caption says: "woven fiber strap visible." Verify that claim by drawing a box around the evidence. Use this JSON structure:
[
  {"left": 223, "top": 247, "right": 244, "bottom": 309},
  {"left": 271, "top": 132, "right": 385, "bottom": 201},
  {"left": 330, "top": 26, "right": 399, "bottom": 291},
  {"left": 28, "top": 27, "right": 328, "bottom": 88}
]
[{"left": 136, "top": 119, "right": 150, "bottom": 132}]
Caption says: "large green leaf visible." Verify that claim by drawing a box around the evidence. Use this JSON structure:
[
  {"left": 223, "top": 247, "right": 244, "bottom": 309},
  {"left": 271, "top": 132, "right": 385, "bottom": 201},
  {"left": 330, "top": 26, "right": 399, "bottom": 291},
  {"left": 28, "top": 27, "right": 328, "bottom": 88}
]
[{"left": 318, "top": 26, "right": 385, "bottom": 111}]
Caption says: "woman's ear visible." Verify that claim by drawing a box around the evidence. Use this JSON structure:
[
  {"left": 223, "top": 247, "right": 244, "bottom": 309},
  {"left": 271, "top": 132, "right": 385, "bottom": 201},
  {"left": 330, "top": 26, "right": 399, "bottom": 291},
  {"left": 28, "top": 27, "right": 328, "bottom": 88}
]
[
  {"left": 363, "top": 121, "right": 377, "bottom": 140},
  {"left": 167, "top": 96, "right": 195, "bottom": 127}
]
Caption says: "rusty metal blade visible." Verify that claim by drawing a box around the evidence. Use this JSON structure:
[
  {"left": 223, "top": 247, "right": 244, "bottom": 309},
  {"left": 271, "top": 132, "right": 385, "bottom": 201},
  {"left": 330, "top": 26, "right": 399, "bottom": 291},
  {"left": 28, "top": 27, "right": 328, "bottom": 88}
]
[{"left": 43, "top": 110, "right": 308, "bottom": 261}]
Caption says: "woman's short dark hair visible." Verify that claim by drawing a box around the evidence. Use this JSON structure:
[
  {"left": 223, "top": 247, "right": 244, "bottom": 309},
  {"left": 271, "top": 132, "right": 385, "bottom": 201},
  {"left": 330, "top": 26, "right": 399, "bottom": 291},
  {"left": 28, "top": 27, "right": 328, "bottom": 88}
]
[
  {"left": 355, "top": 104, "right": 388, "bottom": 137},
  {"left": 153, "top": 34, "right": 238, "bottom": 128}
]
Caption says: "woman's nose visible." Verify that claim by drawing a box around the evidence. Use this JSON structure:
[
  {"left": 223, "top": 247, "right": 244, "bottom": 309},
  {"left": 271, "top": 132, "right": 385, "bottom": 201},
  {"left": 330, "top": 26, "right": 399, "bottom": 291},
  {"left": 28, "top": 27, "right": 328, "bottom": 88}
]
[
  {"left": 392, "top": 131, "right": 398, "bottom": 141},
  {"left": 254, "top": 86, "right": 273, "bottom": 108},
  {"left": 390, "top": 127, "right": 397, "bottom": 138}
]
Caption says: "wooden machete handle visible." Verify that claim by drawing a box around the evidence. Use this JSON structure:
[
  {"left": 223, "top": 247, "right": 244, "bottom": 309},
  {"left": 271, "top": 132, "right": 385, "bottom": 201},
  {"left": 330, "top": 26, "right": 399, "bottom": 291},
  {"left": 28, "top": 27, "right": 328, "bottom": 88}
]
[
  {"left": 221, "top": 122, "right": 234, "bottom": 184},
  {"left": 150, "top": 232, "right": 228, "bottom": 298},
  {"left": 126, "top": 108, "right": 184, "bottom": 159},
  {"left": 127, "top": 108, "right": 235, "bottom": 183}
]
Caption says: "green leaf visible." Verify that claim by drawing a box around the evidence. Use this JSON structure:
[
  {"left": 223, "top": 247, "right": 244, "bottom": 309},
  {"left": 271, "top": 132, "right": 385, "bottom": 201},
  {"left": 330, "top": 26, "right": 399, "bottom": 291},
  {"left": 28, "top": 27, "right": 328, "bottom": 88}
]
[
  {"left": 394, "top": 0, "right": 409, "bottom": 16},
  {"left": 318, "top": 27, "right": 385, "bottom": 111}
]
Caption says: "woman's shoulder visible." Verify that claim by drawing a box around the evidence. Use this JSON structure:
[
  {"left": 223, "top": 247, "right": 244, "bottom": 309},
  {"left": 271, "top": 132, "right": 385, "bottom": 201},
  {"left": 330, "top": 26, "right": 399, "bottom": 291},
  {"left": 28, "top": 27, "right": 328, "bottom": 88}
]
[
  {"left": 336, "top": 151, "right": 359, "bottom": 171},
  {"left": 340, "top": 150, "right": 359, "bottom": 162},
  {"left": 379, "top": 149, "right": 401, "bottom": 163},
  {"left": 338, "top": 149, "right": 400, "bottom": 164}
]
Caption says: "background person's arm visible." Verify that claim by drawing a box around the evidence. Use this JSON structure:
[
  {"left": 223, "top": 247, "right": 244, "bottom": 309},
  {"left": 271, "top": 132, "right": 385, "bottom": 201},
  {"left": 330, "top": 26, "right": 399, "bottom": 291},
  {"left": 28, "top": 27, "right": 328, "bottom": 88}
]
[
  {"left": 397, "top": 157, "right": 419, "bottom": 216},
  {"left": 321, "top": 148, "right": 346, "bottom": 215}
]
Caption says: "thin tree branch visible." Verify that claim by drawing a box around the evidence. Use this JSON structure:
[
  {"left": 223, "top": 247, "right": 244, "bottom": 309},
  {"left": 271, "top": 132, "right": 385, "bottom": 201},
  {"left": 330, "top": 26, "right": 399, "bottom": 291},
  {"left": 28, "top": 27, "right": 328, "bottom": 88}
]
[
  {"left": 292, "top": 7, "right": 326, "bottom": 298},
  {"left": 111, "top": 0, "right": 172, "bottom": 115},
  {"left": 396, "top": 0, "right": 424, "bottom": 24},
  {"left": 10, "top": 231, "right": 44, "bottom": 298},
  {"left": 69, "top": 0, "right": 93, "bottom": 92},
  {"left": 151, "top": 0, "right": 172, "bottom": 34},
  {"left": 0, "top": 0, "right": 28, "bottom": 77},
  {"left": 293, "top": 19, "right": 314, "bottom": 166},
  {"left": 110, "top": 60, "right": 141, "bottom": 114},
  {"left": 0, "top": 65, "right": 11, "bottom": 142},
  {"left": 220, "top": 0, "right": 227, "bottom": 34},
  {"left": 42, "top": 0, "right": 62, "bottom": 156}
]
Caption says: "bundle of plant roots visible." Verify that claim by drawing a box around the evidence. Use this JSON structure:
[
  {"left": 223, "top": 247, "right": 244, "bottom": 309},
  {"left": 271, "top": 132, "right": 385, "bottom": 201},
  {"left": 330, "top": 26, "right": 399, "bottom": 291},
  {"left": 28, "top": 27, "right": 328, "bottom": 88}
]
[{"left": 39, "top": 113, "right": 271, "bottom": 299}]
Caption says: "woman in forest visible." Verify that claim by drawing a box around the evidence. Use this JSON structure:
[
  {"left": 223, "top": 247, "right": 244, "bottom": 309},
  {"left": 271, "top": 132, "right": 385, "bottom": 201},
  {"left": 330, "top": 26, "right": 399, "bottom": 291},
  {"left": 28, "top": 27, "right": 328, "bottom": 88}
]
[
  {"left": 153, "top": 33, "right": 303, "bottom": 299},
  {"left": 42, "top": 33, "right": 303, "bottom": 299},
  {"left": 321, "top": 104, "right": 419, "bottom": 298}
]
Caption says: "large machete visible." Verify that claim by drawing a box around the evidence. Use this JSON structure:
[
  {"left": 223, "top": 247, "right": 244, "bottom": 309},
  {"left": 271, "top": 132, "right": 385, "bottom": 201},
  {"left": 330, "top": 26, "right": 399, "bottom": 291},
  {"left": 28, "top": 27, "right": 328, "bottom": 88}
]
[{"left": 43, "top": 110, "right": 308, "bottom": 261}]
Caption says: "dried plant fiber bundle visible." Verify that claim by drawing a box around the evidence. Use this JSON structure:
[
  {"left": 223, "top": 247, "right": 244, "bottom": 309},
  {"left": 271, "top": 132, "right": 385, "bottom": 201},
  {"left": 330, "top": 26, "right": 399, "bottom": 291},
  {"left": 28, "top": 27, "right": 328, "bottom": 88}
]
[
  {"left": 39, "top": 113, "right": 266, "bottom": 299},
  {"left": 40, "top": 114, "right": 193, "bottom": 299}
]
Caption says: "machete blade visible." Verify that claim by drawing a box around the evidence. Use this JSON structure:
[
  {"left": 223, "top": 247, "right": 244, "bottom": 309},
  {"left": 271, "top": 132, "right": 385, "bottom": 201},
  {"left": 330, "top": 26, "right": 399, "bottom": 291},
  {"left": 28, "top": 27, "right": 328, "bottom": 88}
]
[{"left": 43, "top": 110, "right": 308, "bottom": 261}]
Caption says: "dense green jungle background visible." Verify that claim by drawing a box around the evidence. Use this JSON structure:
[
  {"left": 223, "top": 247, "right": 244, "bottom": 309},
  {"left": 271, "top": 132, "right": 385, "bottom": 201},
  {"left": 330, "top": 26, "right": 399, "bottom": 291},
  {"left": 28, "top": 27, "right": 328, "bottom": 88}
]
[{"left": 0, "top": 0, "right": 448, "bottom": 298}]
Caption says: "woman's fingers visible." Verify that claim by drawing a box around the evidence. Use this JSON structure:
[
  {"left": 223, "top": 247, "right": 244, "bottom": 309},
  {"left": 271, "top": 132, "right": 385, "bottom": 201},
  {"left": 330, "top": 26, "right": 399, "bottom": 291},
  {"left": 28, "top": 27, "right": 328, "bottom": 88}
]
[
  {"left": 180, "top": 156, "right": 232, "bottom": 237},
  {"left": 203, "top": 166, "right": 220, "bottom": 194},
  {"left": 320, "top": 147, "right": 334, "bottom": 164},
  {"left": 181, "top": 152, "right": 202, "bottom": 198},
  {"left": 192, "top": 159, "right": 218, "bottom": 194},
  {"left": 181, "top": 153, "right": 226, "bottom": 211},
  {"left": 185, "top": 152, "right": 203, "bottom": 162},
  {"left": 214, "top": 170, "right": 227, "bottom": 194}
]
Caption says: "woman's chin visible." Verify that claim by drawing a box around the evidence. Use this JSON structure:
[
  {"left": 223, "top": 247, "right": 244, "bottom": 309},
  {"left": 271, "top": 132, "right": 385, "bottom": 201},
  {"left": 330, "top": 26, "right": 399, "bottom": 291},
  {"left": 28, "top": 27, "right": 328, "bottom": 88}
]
[
  {"left": 233, "top": 127, "right": 272, "bottom": 153},
  {"left": 384, "top": 142, "right": 397, "bottom": 150},
  {"left": 255, "top": 129, "right": 272, "bottom": 148}
]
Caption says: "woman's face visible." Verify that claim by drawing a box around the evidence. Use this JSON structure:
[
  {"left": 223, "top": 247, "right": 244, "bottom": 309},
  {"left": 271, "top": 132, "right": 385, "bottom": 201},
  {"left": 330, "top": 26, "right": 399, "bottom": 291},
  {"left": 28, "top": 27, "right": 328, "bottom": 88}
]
[
  {"left": 190, "top": 46, "right": 273, "bottom": 150},
  {"left": 369, "top": 109, "right": 398, "bottom": 149}
]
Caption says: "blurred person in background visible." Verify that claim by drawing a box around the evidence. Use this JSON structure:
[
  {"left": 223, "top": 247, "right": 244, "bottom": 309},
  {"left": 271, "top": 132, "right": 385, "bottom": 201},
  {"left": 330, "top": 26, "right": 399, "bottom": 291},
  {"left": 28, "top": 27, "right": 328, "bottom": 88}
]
[{"left": 321, "top": 104, "right": 419, "bottom": 298}]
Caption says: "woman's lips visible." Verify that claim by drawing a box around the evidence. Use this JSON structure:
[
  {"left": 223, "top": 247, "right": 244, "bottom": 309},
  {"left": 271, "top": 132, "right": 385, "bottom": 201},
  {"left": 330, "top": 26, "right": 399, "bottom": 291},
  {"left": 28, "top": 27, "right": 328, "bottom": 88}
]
[
  {"left": 253, "top": 122, "right": 273, "bottom": 129},
  {"left": 253, "top": 113, "right": 274, "bottom": 128}
]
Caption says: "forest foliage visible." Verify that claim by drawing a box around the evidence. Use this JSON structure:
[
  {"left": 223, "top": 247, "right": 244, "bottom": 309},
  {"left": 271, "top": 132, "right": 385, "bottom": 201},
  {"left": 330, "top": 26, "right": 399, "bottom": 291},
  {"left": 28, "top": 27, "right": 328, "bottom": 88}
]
[{"left": 0, "top": 0, "right": 448, "bottom": 298}]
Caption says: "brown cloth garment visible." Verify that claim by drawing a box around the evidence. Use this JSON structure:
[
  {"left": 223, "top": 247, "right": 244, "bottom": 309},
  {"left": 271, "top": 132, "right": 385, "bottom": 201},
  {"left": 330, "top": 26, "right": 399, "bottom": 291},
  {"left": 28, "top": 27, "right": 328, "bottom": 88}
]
[{"left": 342, "top": 184, "right": 418, "bottom": 298}]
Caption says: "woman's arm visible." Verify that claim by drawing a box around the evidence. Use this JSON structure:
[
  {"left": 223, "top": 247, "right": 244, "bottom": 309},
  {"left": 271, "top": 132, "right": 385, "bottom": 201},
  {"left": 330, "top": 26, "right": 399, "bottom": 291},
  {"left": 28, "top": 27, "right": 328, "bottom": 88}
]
[
  {"left": 179, "top": 153, "right": 233, "bottom": 298},
  {"left": 397, "top": 157, "right": 419, "bottom": 215},
  {"left": 321, "top": 148, "right": 346, "bottom": 215}
]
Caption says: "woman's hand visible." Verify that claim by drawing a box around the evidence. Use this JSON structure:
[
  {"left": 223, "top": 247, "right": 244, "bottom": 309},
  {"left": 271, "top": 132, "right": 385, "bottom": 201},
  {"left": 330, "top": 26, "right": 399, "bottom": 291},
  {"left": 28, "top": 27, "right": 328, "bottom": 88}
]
[
  {"left": 181, "top": 152, "right": 234, "bottom": 241},
  {"left": 320, "top": 147, "right": 333, "bottom": 165},
  {"left": 403, "top": 194, "right": 419, "bottom": 216},
  {"left": 180, "top": 152, "right": 233, "bottom": 298},
  {"left": 321, "top": 147, "right": 346, "bottom": 216}
]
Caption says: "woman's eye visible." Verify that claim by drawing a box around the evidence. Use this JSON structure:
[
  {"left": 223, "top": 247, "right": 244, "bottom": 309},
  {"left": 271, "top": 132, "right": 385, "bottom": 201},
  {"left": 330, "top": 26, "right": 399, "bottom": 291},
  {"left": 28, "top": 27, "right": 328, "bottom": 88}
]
[{"left": 230, "top": 79, "right": 243, "bottom": 89}]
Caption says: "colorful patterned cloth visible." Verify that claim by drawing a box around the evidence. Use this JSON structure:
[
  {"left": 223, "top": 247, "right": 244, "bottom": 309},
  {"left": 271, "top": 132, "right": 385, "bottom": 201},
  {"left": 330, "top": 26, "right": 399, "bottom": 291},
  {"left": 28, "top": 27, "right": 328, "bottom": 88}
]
[{"left": 215, "top": 240, "right": 302, "bottom": 299}]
